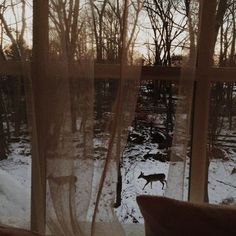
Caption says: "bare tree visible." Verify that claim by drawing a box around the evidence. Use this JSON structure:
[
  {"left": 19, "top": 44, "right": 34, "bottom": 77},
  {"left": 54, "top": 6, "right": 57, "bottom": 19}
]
[
  {"left": 144, "top": 0, "right": 187, "bottom": 66},
  {"left": 209, "top": 0, "right": 233, "bottom": 150},
  {"left": 90, "top": 0, "right": 142, "bottom": 63},
  {"left": 0, "top": 0, "right": 29, "bottom": 147},
  {"left": 49, "top": 0, "right": 88, "bottom": 132},
  {"left": 143, "top": 0, "right": 188, "bottom": 133}
]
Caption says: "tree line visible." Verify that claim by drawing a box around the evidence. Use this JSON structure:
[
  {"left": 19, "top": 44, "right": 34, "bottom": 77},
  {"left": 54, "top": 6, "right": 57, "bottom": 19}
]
[{"left": 0, "top": 0, "right": 236, "bottom": 163}]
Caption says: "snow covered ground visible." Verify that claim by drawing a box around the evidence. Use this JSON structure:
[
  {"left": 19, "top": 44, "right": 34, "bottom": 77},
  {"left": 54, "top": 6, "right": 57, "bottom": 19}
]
[
  {"left": 0, "top": 138, "right": 236, "bottom": 229},
  {"left": 115, "top": 143, "right": 169, "bottom": 224},
  {"left": 208, "top": 154, "right": 236, "bottom": 204},
  {"left": 0, "top": 142, "right": 31, "bottom": 228},
  {"left": 116, "top": 142, "right": 236, "bottom": 223}
]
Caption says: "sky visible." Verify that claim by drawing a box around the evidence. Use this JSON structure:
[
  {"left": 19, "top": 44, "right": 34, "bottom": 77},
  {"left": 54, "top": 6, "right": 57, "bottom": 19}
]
[
  {"left": 0, "top": 0, "right": 188, "bottom": 61},
  {"left": 0, "top": 0, "right": 32, "bottom": 46}
]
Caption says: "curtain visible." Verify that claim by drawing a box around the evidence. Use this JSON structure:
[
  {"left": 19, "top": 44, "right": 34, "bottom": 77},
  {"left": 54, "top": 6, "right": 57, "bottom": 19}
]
[
  {"left": 31, "top": 0, "right": 141, "bottom": 235},
  {"left": 164, "top": 65, "right": 196, "bottom": 200}
]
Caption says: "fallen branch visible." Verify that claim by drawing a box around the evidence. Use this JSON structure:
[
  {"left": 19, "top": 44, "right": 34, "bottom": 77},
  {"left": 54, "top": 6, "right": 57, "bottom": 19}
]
[{"left": 216, "top": 179, "right": 236, "bottom": 189}]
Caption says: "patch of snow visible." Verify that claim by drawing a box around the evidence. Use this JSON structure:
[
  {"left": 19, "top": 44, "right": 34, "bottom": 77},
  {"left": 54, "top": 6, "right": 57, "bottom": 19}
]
[
  {"left": 0, "top": 168, "right": 30, "bottom": 228},
  {"left": 209, "top": 156, "right": 236, "bottom": 204}
]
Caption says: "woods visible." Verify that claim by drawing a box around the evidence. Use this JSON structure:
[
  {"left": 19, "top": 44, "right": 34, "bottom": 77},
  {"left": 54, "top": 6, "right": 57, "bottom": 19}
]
[
  {"left": 0, "top": 0, "right": 236, "bottom": 210},
  {"left": 0, "top": 0, "right": 30, "bottom": 160}
]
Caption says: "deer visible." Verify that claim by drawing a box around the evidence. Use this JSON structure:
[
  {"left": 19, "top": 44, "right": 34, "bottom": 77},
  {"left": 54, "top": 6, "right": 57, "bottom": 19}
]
[{"left": 138, "top": 171, "right": 167, "bottom": 190}]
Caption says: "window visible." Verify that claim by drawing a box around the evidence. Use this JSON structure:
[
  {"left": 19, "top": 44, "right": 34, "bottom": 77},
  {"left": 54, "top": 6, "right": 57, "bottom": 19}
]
[{"left": 0, "top": 0, "right": 235, "bottom": 234}]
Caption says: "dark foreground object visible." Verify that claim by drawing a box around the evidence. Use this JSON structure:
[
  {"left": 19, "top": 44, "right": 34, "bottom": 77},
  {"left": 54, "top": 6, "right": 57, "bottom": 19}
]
[
  {"left": 0, "top": 225, "right": 44, "bottom": 236},
  {"left": 137, "top": 195, "right": 236, "bottom": 236}
]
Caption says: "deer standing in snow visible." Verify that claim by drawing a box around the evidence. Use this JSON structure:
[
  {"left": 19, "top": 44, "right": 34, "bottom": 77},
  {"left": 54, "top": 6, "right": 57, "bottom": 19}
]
[{"left": 138, "top": 171, "right": 167, "bottom": 190}]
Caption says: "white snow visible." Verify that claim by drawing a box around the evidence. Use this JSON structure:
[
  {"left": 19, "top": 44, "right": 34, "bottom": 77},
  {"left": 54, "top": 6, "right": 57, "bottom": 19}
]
[
  {"left": 0, "top": 168, "right": 30, "bottom": 228},
  {"left": 208, "top": 157, "right": 236, "bottom": 204},
  {"left": 0, "top": 142, "right": 31, "bottom": 228},
  {"left": 0, "top": 138, "right": 236, "bottom": 229}
]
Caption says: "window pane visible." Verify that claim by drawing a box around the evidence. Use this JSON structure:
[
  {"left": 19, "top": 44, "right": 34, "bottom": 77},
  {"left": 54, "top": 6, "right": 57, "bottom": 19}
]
[
  {"left": 213, "top": 0, "right": 235, "bottom": 68},
  {"left": 208, "top": 81, "right": 236, "bottom": 204},
  {"left": 116, "top": 78, "right": 191, "bottom": 223},
  {"left": 208, "top": 0, "right": 236, "bottom": 204},
  {"left": 0, "top": 0, "right": 32, "bottom": 228}
]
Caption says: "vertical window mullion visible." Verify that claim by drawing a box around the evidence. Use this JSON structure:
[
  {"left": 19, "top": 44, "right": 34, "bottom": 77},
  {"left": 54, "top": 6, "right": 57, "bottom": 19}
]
[
  {"left": 31, "top": 0, "right": 49, "bottom": 233},
  {"left": 189, "top": 0, "right": 217, "bottom": 203}
]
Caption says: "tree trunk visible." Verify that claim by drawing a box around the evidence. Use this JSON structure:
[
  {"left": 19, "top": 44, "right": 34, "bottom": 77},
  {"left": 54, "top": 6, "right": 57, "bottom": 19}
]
[{"left": 0, "top": 93, "right": 8, "bottom": 160}]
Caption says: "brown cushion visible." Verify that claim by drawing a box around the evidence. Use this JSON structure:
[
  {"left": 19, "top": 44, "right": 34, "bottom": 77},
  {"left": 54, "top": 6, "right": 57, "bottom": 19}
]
[
  {"left": 137, "top": 195, "right": 236, "bottom": 236},
  {"left": 0, "top": 225, "right": 44, "bottom": 236}
]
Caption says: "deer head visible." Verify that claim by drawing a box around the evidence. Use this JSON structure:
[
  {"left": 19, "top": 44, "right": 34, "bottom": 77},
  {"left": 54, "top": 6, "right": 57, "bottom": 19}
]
[{"left": 138, "top": 171, "right": 144, "bottom": 179}]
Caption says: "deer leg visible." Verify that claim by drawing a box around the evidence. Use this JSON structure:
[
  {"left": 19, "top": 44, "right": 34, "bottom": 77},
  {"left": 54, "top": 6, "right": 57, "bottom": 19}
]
[
  {"left": 151, "top": 181, "right": 152, "bottom": 189},
  {"left": 161, "top": 181, "right": 165, "bottom": 190},
  {"left": 163, "top": 180, "right": 167, "bottom": 188},
  {"left": 143, "top": 181, "right": 149, "bottom": 190}
]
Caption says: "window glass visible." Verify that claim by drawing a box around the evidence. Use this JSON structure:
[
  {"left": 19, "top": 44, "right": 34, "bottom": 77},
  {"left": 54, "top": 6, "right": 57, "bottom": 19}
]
[
  {"left": 208, "top": 0, "right": 236, "bottom": 204},
  {"left": 208, "top": 81, "right": 236, "bottom": 205},
  {"left": 116, "top": 79, "right": 187, "bottom": 223},
  {"left": 213, "top": 0, "right": 236, "bottom": 68},
  {"left": 0, "top": 0, "right": 32, "bottom": 228}
]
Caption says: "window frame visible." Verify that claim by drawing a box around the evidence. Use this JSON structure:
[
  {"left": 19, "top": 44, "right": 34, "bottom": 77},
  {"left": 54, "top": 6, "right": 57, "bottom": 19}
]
[{"left": 1, "top": 0, "right": 236, "bottom": 232}]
